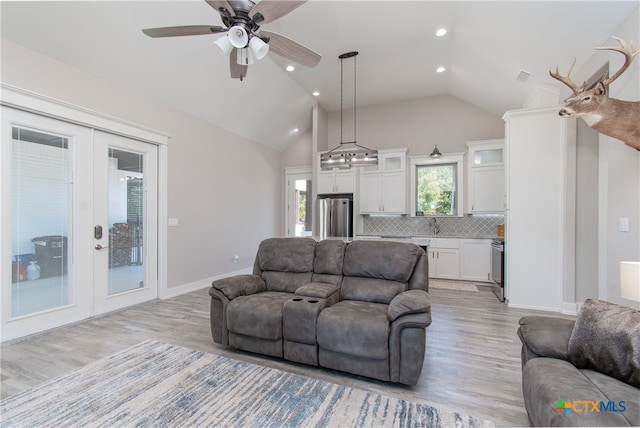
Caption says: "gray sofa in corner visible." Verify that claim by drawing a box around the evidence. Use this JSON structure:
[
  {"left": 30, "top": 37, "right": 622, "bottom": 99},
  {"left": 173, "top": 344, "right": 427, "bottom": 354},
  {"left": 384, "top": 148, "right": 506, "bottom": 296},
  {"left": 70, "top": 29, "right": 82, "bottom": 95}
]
[
  {"left": 517, "top": 299, "right": 639, "bottom": 426},
  {"left": 209, "top": 237, "right": 432, "bottom": 385}
]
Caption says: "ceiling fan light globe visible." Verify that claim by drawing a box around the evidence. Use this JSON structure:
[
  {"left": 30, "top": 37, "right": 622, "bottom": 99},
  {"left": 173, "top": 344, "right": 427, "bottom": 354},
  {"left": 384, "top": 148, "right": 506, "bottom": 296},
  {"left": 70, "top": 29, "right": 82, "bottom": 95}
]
[
  {"left": 249, "top": 36, "right": 269, "bottom": 60},
  {"left": 228, "top": 25, "right": 249, "bottom": 48},
  {"left": 236, "top": 48, "right": 255, "bottom": 65},
  {"left": 213, "top": 36, "right": 233, "bottom": 56}
]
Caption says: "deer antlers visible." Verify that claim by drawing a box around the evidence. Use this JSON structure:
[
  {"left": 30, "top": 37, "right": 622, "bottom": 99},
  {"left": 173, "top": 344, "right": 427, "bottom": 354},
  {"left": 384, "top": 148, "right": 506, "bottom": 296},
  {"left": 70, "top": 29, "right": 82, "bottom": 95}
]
[
  {"left": 549, "top": 57, "right": 584, "bottom": 95},
  {"left": 550, "top": 36, "right": 639, "bottom": 94},
  {"left": 595, "top": 36, "right": 639, "bottom": 86}
]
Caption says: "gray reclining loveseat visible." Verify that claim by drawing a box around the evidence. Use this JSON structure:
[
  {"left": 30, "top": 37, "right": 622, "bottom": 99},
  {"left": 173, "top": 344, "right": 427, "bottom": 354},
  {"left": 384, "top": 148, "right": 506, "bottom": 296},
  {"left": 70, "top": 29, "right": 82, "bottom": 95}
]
[{"left": 209, "top": 237, "right": 432, "bottom": 385}]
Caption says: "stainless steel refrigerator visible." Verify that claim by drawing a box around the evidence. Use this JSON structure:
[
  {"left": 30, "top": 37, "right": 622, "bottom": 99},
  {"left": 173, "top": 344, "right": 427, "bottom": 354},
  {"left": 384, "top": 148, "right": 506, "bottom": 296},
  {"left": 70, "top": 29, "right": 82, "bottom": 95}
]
[{"left": 317, "top": 194, "right": 353, "bottom": 238}]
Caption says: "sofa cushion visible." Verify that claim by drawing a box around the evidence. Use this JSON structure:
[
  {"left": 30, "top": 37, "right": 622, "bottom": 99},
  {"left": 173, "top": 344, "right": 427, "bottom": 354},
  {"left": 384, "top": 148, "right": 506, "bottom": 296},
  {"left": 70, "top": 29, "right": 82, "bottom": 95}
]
[
  {"left": 262, "top": 271, "right": 313, "bottom": 293},
  {"left": 568, "top": 299, "right": 640, "bottom": 387},
  {"left": 314, "top": 239, "right": 346, "bottom": 275},
  {"left": 226, "top": 291, "right": 293, "bottom": 340},
  {"left": 522, "top": 357, "right": 632, "bottom": 427},
  {"left": 310, "top": 273, "right": 342, "bottom": 286},
  {"left": 343, "top": 240, "right": 421, "bottom": 283},
  {"left": 317, "top": 300, "right": 389, "bottom": 360},
  {"left": 341, "top": 276, "right": 406, "bottom": 304},
  {"left": 255, "top": 237, "right": 316, "bottom": 273},
  {"left": 582, "top": 370, "right": 640, "bottom": 426}
]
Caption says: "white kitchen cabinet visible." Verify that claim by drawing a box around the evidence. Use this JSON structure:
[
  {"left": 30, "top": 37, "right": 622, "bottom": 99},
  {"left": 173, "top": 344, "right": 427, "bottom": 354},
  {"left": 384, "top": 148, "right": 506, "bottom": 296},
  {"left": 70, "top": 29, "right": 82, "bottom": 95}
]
[
  {"left": 317, "top": 166, "right": 355, "bottom": 194},
  {"left": 461, "top": 239, "right": 492, "bottom": 282},
  {"left": 469, "top": 167, "right": 504, "bottom": 212},
  {"left": 427, "top": 238, "right": 461, "bottom": 279},
  {"left": 466, "top": 140, "right": 505, "bottom": 213},
  {"left": 359, "top": 149, "right": 407, "bottom": 214}
]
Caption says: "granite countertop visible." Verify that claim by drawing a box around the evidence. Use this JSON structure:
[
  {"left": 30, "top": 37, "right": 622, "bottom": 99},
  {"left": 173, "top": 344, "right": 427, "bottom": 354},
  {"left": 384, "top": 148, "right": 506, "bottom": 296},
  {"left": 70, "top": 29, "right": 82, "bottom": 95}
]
[
  {"left": 312, "top": 235, "right": 499, "bottom": 245},
  {"left": 354, "top": 236, "right": 432, "bottom": 245},
  {"left": 355, "top": 234, "right": 498, "bottom": 241}
]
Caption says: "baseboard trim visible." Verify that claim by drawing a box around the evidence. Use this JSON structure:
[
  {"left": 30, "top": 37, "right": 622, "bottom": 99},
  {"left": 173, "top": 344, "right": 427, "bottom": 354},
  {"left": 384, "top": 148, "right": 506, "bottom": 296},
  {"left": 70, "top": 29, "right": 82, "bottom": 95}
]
[
  {"left": 560, "top": 302, "right": 578, "bottom": 316},
  {"left": 159, "top": 267, "right": 253, "bottom": 300},
  {"left": 507, "top": 302, "right": 561, "bottom": 313}
]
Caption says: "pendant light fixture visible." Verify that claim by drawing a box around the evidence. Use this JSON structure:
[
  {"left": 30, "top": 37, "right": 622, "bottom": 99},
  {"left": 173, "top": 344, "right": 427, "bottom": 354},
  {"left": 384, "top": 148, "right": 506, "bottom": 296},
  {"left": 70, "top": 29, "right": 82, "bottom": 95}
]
[
  {"left": 429, "top": 145, "right": 443, "bottom": 158},
  {"left": 320, "top": 51, "right": 378, "bottom": 170}
]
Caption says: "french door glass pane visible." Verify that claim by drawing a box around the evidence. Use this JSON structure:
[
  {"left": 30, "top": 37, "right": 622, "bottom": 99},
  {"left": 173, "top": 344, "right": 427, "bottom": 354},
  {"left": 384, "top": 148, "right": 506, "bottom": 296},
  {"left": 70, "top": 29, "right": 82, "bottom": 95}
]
[
  {"left": 107, "top": 148, "right": 144, "bottom": 295},
  {"left": 11, "top": 127, "right": 70, "bottom": 316}
]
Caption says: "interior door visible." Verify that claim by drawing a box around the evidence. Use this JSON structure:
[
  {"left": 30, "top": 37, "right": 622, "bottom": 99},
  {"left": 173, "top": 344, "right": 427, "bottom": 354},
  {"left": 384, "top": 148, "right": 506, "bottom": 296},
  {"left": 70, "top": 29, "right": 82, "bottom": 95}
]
[{"left": 92, "top": 131, "right": 158, "bottom": 315}]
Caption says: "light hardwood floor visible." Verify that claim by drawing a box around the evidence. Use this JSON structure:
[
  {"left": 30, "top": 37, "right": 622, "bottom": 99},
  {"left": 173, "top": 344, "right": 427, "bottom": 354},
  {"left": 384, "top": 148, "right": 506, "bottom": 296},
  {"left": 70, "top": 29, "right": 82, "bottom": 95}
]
[{"left": 0, "top": 282, "right": 570, "bottom": 426}]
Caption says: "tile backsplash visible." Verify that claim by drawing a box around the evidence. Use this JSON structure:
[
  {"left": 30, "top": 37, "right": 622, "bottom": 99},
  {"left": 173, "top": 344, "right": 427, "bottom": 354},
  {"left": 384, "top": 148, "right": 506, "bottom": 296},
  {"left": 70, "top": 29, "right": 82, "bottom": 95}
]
[{"left": 362, "top": 214, "right": 504, "bottom": 238}]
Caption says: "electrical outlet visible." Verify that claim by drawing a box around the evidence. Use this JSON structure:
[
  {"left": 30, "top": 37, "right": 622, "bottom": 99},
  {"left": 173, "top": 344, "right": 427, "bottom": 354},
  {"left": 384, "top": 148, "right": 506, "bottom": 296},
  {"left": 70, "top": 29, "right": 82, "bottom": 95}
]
[
  {"left": 168, "top": 218, "right": 179, "bottom": 227},
  {"left": 619, "top": 218, "right": 629, "bottom": 232}
]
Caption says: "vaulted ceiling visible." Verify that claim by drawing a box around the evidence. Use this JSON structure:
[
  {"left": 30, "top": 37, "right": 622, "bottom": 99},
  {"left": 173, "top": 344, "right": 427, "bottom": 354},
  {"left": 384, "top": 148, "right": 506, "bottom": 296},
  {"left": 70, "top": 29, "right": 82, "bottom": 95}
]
[{"left": 1, "top": 1, "right": 637, "bottom": 151}]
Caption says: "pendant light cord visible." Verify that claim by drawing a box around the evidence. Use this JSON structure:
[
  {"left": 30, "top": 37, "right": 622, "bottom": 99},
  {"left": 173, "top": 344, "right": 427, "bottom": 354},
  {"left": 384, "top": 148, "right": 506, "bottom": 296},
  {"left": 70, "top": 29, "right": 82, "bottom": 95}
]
[
  {"left": 353, "top": 53, "right": 357, "bottom": 143},
  {"left": 340, "top": 55, "right": 344, "bottom": 145}
]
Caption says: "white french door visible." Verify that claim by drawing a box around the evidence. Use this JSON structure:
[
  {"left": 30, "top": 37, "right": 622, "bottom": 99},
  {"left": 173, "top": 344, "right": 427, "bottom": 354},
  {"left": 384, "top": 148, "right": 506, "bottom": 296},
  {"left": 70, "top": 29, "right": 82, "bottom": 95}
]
[
  {"left": 92, "top": 131, "right": 157, "bottom": 315},
  {"left": 1, "top": 106, "right": 159, "bottom": 341}
]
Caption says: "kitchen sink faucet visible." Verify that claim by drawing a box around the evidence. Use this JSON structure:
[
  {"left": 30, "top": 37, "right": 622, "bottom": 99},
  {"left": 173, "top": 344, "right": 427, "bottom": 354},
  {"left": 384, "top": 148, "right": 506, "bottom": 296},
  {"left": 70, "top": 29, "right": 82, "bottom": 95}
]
[{"left": 429, "top": 217, "right": 440, "bottom": 235}]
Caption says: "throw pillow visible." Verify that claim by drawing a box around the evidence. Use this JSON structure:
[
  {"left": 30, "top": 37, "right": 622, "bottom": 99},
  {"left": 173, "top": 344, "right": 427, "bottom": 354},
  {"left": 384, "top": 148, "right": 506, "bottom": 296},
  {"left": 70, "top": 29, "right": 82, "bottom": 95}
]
[{"left": 568, "top": 299, "right": 640, "bottom": 387}]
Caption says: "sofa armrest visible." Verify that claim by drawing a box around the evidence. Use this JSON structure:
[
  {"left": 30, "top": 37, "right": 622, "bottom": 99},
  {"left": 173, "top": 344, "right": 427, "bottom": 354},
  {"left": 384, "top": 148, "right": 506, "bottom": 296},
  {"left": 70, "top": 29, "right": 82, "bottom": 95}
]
[
  {"left": 210, "top": 274, "right": 266, "bottom": 300},
  {"left": 295, "top": 282, "right": 339, "bottom": 299},
  {"left": 388, "top": 289, "right": 431, "bottom": 322},
  {"left": 388, "top": 301, "right": 433, "bottom": 385},
  {"left": 518, "top": 316, "right": 575, "bottom": 365}
]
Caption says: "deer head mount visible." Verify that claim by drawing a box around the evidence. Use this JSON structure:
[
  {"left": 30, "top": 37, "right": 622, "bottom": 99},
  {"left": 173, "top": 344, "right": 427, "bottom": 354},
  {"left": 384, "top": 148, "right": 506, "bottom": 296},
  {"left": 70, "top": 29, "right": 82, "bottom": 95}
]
[{"left": 550, "top": 36, "right": 640, "bottom": 151}]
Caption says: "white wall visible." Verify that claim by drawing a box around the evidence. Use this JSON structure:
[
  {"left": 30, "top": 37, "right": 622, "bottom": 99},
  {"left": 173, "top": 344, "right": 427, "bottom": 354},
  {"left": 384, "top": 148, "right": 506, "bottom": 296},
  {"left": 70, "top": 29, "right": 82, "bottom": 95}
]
[
  {"left": 1, "top": 38, "right": 282, "bottom": 291},
  {"left": 326, "top": 94, "right": 505, "bottom": 156},
  {"left": 506, "top": 7, "right": 639, "bottom": 311},
  {"left": 570, "top": 8, "right": 640, "bottom": 308},
  {"left": 281, "top": 129, "right": 312, "bottom": 168}
]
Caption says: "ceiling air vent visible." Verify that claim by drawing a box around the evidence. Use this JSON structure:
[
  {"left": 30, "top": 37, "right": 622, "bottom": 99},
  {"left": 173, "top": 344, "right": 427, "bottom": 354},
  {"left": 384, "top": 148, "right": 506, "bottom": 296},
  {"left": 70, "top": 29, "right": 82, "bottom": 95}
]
[{"left": 516, "top": 69, "right": 533, "bottom": 83}]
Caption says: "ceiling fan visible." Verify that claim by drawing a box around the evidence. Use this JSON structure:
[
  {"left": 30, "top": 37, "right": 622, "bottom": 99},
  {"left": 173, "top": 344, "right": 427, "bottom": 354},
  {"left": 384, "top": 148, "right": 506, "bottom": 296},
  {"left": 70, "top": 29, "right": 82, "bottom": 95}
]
[{"left": 142, "top": 0, "right": 321, "bottom": 80}]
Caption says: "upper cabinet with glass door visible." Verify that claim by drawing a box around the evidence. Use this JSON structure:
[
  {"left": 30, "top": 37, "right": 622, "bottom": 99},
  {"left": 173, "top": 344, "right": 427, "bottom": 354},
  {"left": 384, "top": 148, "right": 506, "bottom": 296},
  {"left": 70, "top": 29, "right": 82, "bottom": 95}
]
[
  {"left": 361, "top": 148, "right": 407, "bottom": 174},
  {"left": 466, "top": 139, "right": 505, "bottom": 213}
]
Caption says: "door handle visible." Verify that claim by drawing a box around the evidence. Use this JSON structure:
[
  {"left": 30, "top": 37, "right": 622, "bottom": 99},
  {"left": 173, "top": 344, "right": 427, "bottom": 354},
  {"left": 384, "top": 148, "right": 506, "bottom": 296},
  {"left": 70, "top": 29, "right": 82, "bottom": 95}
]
[{"left": 95, "top": 244, "right": 109, "bottom": 250}]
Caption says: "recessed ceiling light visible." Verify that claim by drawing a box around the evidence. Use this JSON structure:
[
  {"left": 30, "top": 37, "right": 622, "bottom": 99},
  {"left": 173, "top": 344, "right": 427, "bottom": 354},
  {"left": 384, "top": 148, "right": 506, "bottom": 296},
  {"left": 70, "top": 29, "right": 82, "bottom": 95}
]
[
  {"left": 436, "top": 66, "right": 446, "bottom": 73},
  {"left": 292, "top": 128, "right": 299, "bottom": 133},
  {"left": 436, "top": 28, "right": 447, "bottom": 37},
  {"left": 286, "top": 65, "right": 295, "bottom": 72},
  {"left": 312, "top": 91, "right": 320, "bottom": 97}
]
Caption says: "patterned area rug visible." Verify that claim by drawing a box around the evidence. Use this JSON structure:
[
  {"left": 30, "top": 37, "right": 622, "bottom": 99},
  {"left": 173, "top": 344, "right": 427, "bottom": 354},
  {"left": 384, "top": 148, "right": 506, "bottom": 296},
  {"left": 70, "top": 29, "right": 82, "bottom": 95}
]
[
  {"left": 430, "top": 280, "right": 480, "bottom": 292},
  {"left": 1, "top": 340, "right": 493, "bottom": 427}
]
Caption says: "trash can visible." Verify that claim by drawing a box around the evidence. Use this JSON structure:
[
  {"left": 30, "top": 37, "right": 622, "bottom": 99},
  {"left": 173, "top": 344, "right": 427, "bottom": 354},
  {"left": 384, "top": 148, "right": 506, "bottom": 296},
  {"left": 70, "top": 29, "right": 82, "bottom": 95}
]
[{"left": 32, "top": 236, "right": 68, "bottom": 278}]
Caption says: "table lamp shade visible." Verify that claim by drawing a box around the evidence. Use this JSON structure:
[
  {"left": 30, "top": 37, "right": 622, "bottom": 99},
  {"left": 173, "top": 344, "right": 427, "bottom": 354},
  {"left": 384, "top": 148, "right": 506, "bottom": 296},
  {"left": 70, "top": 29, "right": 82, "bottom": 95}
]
[{"left": 620, "top": 261, "right": 640, "bottom": 301}]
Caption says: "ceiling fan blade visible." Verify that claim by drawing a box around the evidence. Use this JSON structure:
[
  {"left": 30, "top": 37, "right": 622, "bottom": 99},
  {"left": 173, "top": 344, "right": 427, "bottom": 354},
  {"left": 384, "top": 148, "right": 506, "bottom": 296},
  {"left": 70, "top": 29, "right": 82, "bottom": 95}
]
[
  {"left": 142, "top": 25, "right": 226, "bottom": 38},
  {"left": 230, "top": 49, "right": 249, "bottom": 80},
  {"left": 262, "top": 31, "right": 320, "bottom": 68},
  {"left": 205, "top": 1, "right": 234, "bottom": 14},
  {"left": 250, "top": 0, "right": 306, "bottom": 24}
]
